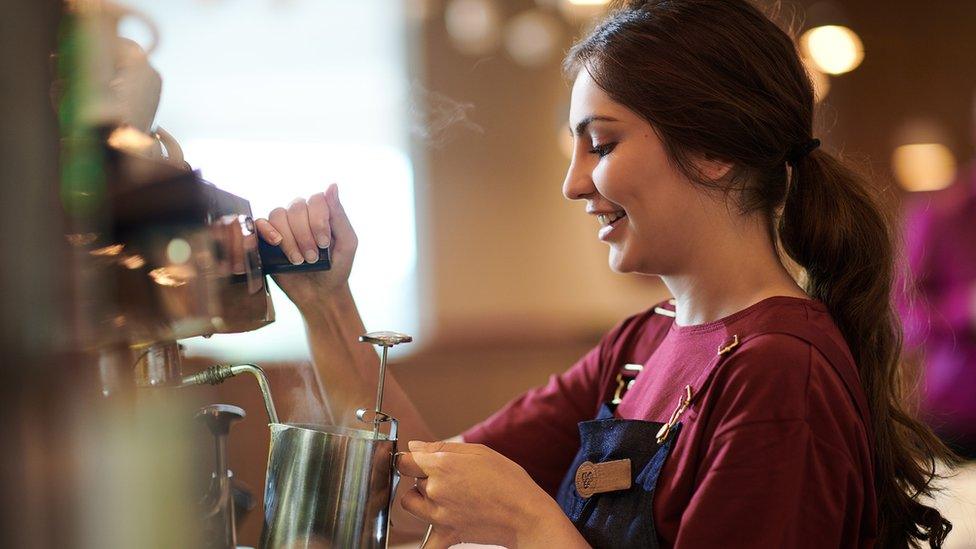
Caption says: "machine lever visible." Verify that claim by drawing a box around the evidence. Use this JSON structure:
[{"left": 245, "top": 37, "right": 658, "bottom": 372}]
[{"left": 257, "top": 238, "right": 331, "bottom": 275}]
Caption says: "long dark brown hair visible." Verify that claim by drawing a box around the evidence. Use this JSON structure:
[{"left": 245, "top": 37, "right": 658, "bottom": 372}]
[{"left": 565, "top": 1, "right": 955, "bottom": 547}]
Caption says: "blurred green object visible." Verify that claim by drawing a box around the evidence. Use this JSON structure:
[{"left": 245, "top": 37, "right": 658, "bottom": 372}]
[{"left": 56, "top": 11, "right": 106, "bottom": 218}]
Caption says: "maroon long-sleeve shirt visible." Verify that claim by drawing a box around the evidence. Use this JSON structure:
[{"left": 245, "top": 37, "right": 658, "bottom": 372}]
[{"left": 464, "top": 297, "right": 877, "bottom": 548}]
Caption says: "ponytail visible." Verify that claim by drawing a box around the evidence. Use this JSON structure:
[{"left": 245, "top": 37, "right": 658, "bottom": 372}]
[{"left": 780, "top": 150, "right": 956, "bottom": 548}]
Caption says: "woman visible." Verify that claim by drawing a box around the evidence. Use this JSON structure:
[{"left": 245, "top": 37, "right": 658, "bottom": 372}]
[{"left": 256, "top": 1, "right": 954, "bottom": 547}]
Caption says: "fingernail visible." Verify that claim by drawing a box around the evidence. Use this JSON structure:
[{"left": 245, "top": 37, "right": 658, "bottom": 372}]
[
  {"left": 304, "top": 249, "right": 319, "bottom": 263},
  {"left": 289, "top": 253, "right": 303, "bottom": 265},
  {"left": 269, "top": 230, "right": 282, "bottom": 244},
  {"left": 315, "top": 232, "right": 330, "bottom": 248},
  {"left": 408, "top": 440, "right": 426, "bottom": 451}
]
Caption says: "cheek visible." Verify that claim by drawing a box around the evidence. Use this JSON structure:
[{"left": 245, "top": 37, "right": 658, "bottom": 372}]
[{"left": 591, "top": 156, "right": 644, "bottom": 206}]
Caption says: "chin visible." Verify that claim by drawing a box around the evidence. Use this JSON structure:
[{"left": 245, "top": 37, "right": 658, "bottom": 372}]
[
  {"left": 607, "top": 247, "right": 638, "bottom": 274},
  {"left": 609, "top": 242, "right": 661, "bottom": 275}
]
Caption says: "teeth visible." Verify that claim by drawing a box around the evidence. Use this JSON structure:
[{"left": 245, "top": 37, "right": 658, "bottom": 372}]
[{"left": 597, "top": 211, "right": 626, "bottom": 226}]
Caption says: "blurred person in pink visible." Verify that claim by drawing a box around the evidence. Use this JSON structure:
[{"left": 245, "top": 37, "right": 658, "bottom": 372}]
[{"left": 899, "top": 96, "right": 976, "bottom": 459}]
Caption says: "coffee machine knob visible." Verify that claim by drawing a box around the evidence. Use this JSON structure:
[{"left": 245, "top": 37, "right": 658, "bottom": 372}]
[{"left": 195, "top": 403, "right": 246, "bottom": 436}]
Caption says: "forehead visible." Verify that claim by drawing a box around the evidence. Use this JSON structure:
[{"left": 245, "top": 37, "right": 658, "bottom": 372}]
[{"left": 569, "top": 70, "right": 631, "bottom": 124}]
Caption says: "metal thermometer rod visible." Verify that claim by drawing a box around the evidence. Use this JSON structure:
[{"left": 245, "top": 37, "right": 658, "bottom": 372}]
[{"left": 373, "top": 346, "right": 389, "bottom": 435}]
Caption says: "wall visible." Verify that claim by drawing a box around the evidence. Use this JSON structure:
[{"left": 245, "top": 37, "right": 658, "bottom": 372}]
[{"left": 411, "top": 1, "right": 668, "bottom": 348}]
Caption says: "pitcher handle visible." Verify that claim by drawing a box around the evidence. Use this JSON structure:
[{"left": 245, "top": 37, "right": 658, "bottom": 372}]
[
  {"left": 391, "top": 465, "right": 401, "bottom": 502},
  {"left": 388, "top": 416, "right": 401, "bottom": 549}
]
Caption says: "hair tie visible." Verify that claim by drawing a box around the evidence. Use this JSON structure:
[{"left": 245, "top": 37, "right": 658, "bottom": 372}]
[{"left": 787, "top": 138, "right": 821, "bottom": 165}]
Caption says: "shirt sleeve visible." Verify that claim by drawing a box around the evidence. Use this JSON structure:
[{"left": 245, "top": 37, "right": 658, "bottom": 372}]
[
  {"left": 461, "top": 343, "right": 606, "bottom": 496},
  {"left": 674, "top": 335, "right": 869, "bottom": 548}
]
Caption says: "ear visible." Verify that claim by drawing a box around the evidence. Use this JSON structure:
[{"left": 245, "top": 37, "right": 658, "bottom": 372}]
[{"left": 695, "top": 155, "right": 734, "bottom": 182}]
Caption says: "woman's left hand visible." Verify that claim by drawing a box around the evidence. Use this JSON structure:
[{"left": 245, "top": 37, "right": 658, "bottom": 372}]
[{"left": 396, "top": 441, "right": 589, "bottom": 548}]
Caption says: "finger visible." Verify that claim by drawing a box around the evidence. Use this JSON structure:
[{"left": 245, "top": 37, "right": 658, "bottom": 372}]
[
  {"left": 414, "top": 477, "right": 428, "bottom": 498},
  {"left": 268, "top": 207, "right": 303, "bottom": 265},
  {"left": 408, "top": 440, "right": 487, "bottom": 455},
  {"left": 307, "top": 191, "right": 331, "bottom": 248},
  {"left": 395, "top": 452, "right": 428, "bottom": 478},
  {"left": 408, "top": 450, "right": 446, "bottom": 474},
  {"left": 400, "top": 486, "right": 437, "bottom": 523},
  {"left": 324, "top": 183, "right": 358, "bottom": 254},
  {"left": 254, "top": 218, "right": 282, "bottom": 245},
  {"left": 286, "top": 198, "right": 319, "bottom": 264}
]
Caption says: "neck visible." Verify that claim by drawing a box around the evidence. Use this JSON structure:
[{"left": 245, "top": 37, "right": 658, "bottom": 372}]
[{"left": 661, "top": 218, "right": 807, "bottom": 327}]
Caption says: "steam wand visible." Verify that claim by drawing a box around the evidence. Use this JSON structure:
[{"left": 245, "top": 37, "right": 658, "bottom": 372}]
[{"left": 181, "top": 363, "right": 279, "bottom": 424}]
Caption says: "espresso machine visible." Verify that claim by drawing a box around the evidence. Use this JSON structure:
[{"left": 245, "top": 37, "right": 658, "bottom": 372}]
[
  {"left": 59, "top": 2, "right": 411, "bottom": 547},
  {"left": 90, "top": 147, "right": 409, "bottom": 549}
]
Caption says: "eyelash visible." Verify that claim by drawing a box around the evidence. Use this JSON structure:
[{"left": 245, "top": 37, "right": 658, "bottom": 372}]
[{"left": 588, "top": 142, "right": 617, "bottom": 158}]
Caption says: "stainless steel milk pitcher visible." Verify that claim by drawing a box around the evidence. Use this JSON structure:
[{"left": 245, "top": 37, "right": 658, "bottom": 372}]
[{"left": 259, "top": 420, "right": 399, "bottom": 549}]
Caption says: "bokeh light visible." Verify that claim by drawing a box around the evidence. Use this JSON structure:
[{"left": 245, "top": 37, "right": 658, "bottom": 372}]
[
  {"left": 892, "top": 143, "right": 957, "bottom": 192},
  {"left": 445, "top": 0, "right": 502, "bottom": 55},
  {"left": 800, "top": 25, "right": 865, "bottom": 75},
  {"left": 558, "top": 0, "right": 608, "bottom": 22},
  {"left": 504, "top": 9, "right": 564, "bottom": 67}
]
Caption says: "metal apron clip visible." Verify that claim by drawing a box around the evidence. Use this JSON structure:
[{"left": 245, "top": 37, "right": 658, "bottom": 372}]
[
  {"left": 611, "top": 363, "right": 644, "bottom": 405},
  {"left": 656, "top": 384, "right": 693, "bottom": 444}
]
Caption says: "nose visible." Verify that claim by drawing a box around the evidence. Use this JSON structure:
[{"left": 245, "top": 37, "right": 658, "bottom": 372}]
[{"left": 562, "top": 152, "right": 597, "bottom": 201}]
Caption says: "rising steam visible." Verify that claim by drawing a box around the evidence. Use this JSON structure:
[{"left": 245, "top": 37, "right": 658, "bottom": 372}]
[{"left": 409, "top": 81, "right": 484, "bottom": 148}]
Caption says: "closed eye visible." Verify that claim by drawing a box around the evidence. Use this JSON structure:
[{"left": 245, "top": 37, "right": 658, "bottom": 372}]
[{"left": 588, "top": 142, "right": 617, "bottom": 158}]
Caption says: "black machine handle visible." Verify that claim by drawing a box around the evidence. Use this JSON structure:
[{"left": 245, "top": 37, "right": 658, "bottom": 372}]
[{"left": 258, "top": 238, "right": 332, "bottom": 275}]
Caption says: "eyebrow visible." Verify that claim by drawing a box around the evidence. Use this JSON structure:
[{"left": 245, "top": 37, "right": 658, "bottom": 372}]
[{"left": 572, "top": 115, "right": 619, "bottom": 137}]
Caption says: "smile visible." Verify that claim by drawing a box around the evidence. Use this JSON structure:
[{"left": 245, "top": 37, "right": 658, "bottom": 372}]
[{"left": 597, "top": 211, "right": 627, "bottom": 226}]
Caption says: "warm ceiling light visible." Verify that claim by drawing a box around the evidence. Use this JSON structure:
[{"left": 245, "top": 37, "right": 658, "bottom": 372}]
[
  {"left": 799, "top": 25, "right": 864, "bottom": 75},
  {"left": 892, "top": 143, "right": 957, "bottom": 192}
]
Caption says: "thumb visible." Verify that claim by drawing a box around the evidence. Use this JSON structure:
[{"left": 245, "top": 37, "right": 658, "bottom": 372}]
[{"left": 325, "top": 183, "right": 357, "bottom": 252}]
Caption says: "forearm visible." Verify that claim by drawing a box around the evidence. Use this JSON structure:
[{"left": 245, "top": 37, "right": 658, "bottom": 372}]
[{"left": 299, "top": 283, "right": 436, "bottom": 442}]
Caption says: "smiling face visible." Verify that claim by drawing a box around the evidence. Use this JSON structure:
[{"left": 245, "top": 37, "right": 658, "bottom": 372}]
[{"left": 563, "top": 70, "right": 722, "bottom": 276}]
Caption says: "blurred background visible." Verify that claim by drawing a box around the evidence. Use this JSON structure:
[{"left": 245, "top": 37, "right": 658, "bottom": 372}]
[{"left": 2, "top": 0, "right": 974, "bottom": 547}]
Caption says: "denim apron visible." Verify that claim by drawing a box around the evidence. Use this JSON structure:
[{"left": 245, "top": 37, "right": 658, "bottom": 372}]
[{"left": 554, "top": 404, "right": 679, "bottom": 548}]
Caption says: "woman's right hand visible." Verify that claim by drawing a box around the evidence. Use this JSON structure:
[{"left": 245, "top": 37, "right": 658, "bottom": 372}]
[{"left": 254, "top": 183, "right": 358, "bottom": 313}]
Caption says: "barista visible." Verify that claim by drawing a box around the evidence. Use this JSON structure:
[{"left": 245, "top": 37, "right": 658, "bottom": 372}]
[{"left": 255, "top": 1, "right": 954, "bottom": 547}]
